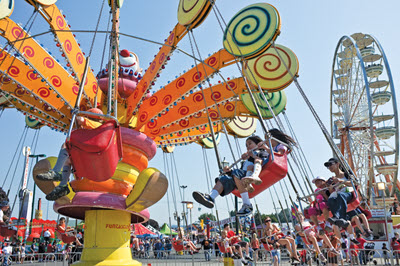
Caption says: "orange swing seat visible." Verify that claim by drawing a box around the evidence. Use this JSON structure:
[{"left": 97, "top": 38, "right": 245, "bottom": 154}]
[
  {"left": 66, "top": 120, "right": 123, "bottom": 182},
  {"left": 232, "top": 153, "right": 288, "bottom": 198}
]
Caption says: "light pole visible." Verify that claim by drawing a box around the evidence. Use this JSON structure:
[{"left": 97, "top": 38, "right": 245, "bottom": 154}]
[
  {"left": 28, "top": 154, "right": 46, "bottom": 227},
  {"left": 180, "top": 185, "right": 187, "bottom": 227},
  {"left": 184, "top": 201, "right": 194, "bottom": 266},
  {"left": 377, "top": 182, "right": 391, "bottom": 263},
  {"left": 187, "top": 201, "right": 193, "bottom": 240}
]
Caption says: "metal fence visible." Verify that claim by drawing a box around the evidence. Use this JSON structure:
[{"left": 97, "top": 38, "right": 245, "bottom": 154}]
[
  {"left": 0, "top": 252, "right": 82, "bottom": 265},
  {"left": 134, "top": 247, "right": 400, "bottom": 265},
  {"left": 0, "top": 248, "right": 396, "bottom": 265}
]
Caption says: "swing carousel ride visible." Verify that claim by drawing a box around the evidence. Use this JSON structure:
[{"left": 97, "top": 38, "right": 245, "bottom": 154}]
[
  {"left": 0, "top": 0, "right": 397, "bottom": 265},
  {"left": 0, "top": 0, "right": 297, "bottom": 264}
]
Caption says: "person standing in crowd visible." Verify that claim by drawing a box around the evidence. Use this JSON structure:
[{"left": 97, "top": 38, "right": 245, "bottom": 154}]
[
  {"left": 382, "top": 243, "right": 390, "bottom": 265},
  {"left": 154, "top": 239, "right": 163, "bottom": 259},
  {"left": 144, "top": 240, "right": 150, "bottom": 258},
  {"left": 356, "top": 232, "right": 373, "bottom": 265},
  {"left": 391, "top": 232, "right": 400, "bottom": 265},
  {"left": 250, "top": 232, "right": 260, "bottom": 263},
  {"left": 2, "top": 242, "right": 12, "bottom": 266},
  {"left": 201, "top": 236, "right": 212, "bottom": 261},
  {"left": 43, "top": 229, "right": 51, "bottom": 243},
  {"left": 20, "top": 243, "right": 26, "bottom": 264}
]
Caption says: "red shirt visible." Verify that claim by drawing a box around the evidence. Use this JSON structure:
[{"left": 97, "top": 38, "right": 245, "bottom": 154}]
[
  {"left": 227, "top": 230, "right": 239, "bottom": 245},
  {"left": 392, "top": 238, "right": 400, "bottom": 251},
  {"left": 356, "top": 237, "right": 367, "bottom": 249}
]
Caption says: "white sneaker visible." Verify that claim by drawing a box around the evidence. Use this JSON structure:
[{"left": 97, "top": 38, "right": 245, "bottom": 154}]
[
  {"left": 243, "top": 175, "right": 262, "bottom": 185},
  {"left": 237, "top": 204, "right": 253, "bottom": 216}
]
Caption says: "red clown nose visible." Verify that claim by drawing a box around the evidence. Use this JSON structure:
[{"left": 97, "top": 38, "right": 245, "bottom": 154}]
[{"left": 120, "top": 49, "right": 130, "bottom": 57}]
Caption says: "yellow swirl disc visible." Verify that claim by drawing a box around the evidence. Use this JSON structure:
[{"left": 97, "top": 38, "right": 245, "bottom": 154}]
[
  {"left": 244, "top": 44, "right": 299, "bottom": 92},
  {"left": 198, "top": 132, "right": 221, "bottom": 148},
  {"left": 35, "top": 0, "right": 57, "bottom": 5},
  {"left": 223, "top": 3, "right": 280, "bottom": 60},
  {"left": 178, "top": 0, "right": 211, "bottom": 28},
  {"left": 25, "top": 116, "right": 43, "bottom": 129},
  {"left": 225, "top": 116, "right": 256, "bottom": 138},
  {"left": 0, "top": 0, "right": 14, "bottom": 19},
  {"left": 161, "top": 146, "right": 175, "bottom": 153},
  {"left": 240, "top": 90, "right": 286, "bottom": 119}
]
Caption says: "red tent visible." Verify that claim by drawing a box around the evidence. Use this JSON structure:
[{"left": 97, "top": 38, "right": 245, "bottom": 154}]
[{"left": 133, "top": 224, "right": 156, "bottom": 236}]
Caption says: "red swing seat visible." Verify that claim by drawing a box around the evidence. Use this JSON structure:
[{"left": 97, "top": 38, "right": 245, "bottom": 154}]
[
  {"left": 261, "top": 242, "right": 273, "bottom": 251},
  {"left": 216, "top": 241, "right": 228, "bottom": 254},
  {"left": 172, "top": 240, "right": 187, "bottom": 252},
  {"left": 232, "top": 153, "right": 288, "bottom": 198},
  {"left": 66, "top": 120, "right": 123, "bottom": 182},
  {"left": 55, "top": 229, "right": 76, "bottom": 244},
  {"left": 0, "top": 226, "right": 16, "bottom": 238}
]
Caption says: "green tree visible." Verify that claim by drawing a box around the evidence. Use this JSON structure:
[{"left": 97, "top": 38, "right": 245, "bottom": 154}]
[{"left": 198, "top": 213, "right": 216, "bottom": 222}]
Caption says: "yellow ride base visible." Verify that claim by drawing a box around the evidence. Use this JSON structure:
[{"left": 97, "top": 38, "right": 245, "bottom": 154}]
[{"left": 73, "top": 209, "right": 141, "bottom": 266}]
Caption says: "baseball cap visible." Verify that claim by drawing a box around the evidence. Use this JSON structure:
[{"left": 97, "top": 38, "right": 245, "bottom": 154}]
[
  {"left": 0, "top": 201, "right": 9, "bottom": 207},
  {"left": 312, "top": 176, "right": 326, "bottom": 183},
  {"left": 324, "top": 158, "right": 339, "bottom": 167}
]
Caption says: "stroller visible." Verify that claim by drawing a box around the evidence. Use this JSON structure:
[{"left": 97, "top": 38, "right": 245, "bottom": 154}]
[{"left": 364, "top": 242, "right": 377, "bottom": 265}]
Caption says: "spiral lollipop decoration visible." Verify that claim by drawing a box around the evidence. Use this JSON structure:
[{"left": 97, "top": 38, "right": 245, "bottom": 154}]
[
  {"left": 177, "top": 0, "right": 212, "bottom": 29},
  {"left": 225, "top": 116, "right": 257, "bottom": 138},
  {"left": 244, "top": 44, "right": 299, "bottom": 92},
  {"left": 198, "top": 132, "right": 221, "bottom": 148},
  {"left": 0, "top": 0, "right": 14, "bottom": 19},
  {"left": 240, "top": 90, "right": 287, "bottom": 119},
  {"left": 223, "top": 3, "right": 281, "bottom": 59}
]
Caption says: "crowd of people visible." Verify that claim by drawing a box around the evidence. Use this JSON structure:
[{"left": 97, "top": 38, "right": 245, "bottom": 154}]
[
  {"left": 0, "top": 237, "right": 82, "bottom": 265},
  {"left": 0, "top": 217, "right": 83, "bottom": 265}
]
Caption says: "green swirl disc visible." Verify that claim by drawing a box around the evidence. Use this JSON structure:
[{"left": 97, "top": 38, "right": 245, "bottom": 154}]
[
  {"left": 240, "top": 90, "right": 286, "bottom": 119},
  {"left": 244, "top": 44, "right": 299, "bottom": 92},
  {"left": 223, "top": 3, "right": 281, "bottom": 59}
]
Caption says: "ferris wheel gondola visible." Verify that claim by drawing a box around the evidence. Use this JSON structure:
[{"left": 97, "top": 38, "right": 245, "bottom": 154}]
[{"left": 330, "top": 33, "right": 399, "bottom": 201}]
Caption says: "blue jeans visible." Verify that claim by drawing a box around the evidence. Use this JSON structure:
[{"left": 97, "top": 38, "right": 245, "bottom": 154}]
[
  {"left": 359, "top": 250, "right": 366, "bottom": 265},
  {"left": 328, "top": 191, "right": 353, "bottom": 219},
  {"left": 204, "top": 250, "right": 211, "bottom": 261}
]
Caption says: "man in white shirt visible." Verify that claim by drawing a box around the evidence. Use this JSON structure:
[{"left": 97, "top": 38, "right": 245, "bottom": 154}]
[
  {"left": 0, "top": 201, "right": 10, "bottom": 225},
  {"left": 44, "top": 229, "right": 51, "bottom": 242},
  {"left": 2, "top": 242, "right": 12, "bottom": 266}
]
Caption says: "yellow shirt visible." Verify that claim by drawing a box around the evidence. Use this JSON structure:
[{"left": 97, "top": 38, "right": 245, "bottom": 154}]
[{"left": 81, "top": 118, "right": 102, "bottom": 129}]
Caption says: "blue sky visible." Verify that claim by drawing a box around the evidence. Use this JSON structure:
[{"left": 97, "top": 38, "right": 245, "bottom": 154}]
[{"left": 0, "top": 0, "right": 399, "bottom": 225}]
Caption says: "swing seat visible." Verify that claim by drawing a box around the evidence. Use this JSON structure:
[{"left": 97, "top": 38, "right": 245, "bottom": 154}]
[
  {"left": 261, "top": 242, "right": 273, "bottom": 251},
  {"left": 232, "top": 153, "right": 288, "bottom": 198},
  {"left": 0, "top": 226, "right": 16, "bottom": 238},
  {"left": 66, "top": 120, "right": 123, "bottom": 182},
  {"left": 172, "top": 240, "right": 187, "bottom": 252},
  {"left": 216, "top": 241, "right": 227, "bottom": 254},
  {"left": 55, "top": 229, "right": 76, "bottom": 244},
  {"left": 307, "top": 189, "right": 361, "bottom": 221}
]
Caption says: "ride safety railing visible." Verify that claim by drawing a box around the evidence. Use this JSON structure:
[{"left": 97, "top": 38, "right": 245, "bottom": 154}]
[{"left": 133, "top": 246, "right": 400, "bottom": 265}]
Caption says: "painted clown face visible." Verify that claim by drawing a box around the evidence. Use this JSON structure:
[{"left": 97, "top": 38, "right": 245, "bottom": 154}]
[
  {"left": 119, "top": 49, "right": 141, "bottom": 73},
  {"left": 97, "top": 49, "right": 143, "bottom": 99}
]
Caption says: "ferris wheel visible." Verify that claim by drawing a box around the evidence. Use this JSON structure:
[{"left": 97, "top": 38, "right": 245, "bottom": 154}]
[{"left": 330, "top": 32, "right": 399, "bottom": 200}]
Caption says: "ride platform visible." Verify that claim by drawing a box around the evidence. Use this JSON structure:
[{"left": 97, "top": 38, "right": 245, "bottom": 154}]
[{"left": 74, "top": 209, "right": 140, "bottom": 266}]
